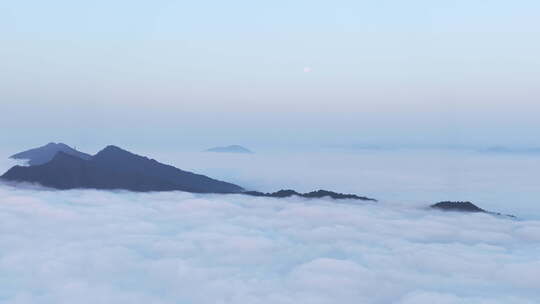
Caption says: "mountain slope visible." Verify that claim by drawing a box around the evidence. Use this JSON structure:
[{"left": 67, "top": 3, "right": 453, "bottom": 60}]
[
  {"left": 1, "top": 146, "right": 244, "bottom": 193},
  {"left": 10, "top": 143, "right": 92, "bottom": 166},
  {"left": 92, "top": 146, "right": 244, "bottom": 193}
]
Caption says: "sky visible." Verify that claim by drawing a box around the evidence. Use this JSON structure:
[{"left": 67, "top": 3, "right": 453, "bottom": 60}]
[{"left": 1, "top": 0, "right": 539, "bottom": 149}]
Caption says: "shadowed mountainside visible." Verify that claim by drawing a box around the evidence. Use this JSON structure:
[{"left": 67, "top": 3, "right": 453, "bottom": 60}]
[
  {"left": 2, "top": 146, "right": 244, "bottom": 193},
  {"left": 10, "top": 142, "right": 92, "bottom": 166}
]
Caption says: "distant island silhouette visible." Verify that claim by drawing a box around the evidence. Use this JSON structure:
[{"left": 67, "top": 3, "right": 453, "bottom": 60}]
[
  {"left": 10, "top": 142, "right": 91, "bottom": 166},
  {"left": 243, "top": 189, "right": 377, "bottom": 201},
  {"left": 479, "top": 146, "right": 540, "bottom": 154},
  {"left": 431, "top": 201, "right": 515, "bottom": 218},
  {"left": 431, "top": 201, "right": 486, "bottom": 212},
  {"left": 205, "top": 145, "right": 253, "bottom": 154}
]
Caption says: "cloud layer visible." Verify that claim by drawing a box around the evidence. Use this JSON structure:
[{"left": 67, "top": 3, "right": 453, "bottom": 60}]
[{"left": 1, "top": 185, "right": 539, "bottom": 304}]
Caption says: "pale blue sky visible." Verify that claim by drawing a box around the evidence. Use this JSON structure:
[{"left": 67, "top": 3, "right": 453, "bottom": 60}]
[{"left": 1, "top": 0, "right": 539, "bottom": 150}]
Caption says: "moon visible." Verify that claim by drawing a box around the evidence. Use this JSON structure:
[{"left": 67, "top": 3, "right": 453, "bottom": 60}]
[{"left": 303, "top": 67, "right": 312, "bottom": 73}]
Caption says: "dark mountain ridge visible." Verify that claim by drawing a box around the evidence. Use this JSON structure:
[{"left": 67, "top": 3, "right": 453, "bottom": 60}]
[
  {"left": 2, "top": 144, "right": 375, "bottom": 201},
  {"left": 243, "top": 189, "right": 377, "bottom": 201},
  {"left": 2, "top": 146, "right": 243, "bottom": 193}
]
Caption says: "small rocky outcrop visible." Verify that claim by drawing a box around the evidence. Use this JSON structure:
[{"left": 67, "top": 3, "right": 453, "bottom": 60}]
[{"left": 243, "top": 189, "right": 377, "bottom": 201}]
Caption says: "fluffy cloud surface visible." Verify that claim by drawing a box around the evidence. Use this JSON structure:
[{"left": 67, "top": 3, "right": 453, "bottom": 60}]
[{"left": 0, "top": 185, "right": 539, "bottom": 303}]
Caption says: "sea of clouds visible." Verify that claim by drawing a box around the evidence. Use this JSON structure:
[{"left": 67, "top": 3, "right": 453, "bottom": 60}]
[
  {"left": 1, "top": 149, "right": 540, "bottom": 303},
  {"left": 1, "top": 186, "right": 540, "bottom": 303}
]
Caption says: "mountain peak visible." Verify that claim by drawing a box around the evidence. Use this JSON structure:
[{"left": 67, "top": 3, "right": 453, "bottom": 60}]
[
  {"left": 92, "top": 145, "right": 143, "bottom": 166},
  {"left": 431, "top": 201, "right": 486, "bottom": 213},
  {"left": 10, "top": 143, "right": 92, "bottom": 166},
  {"left": 45, "top": 142, "right": 69, "bottom": 148},
  {"left": 103, "top": 145, "right": 123, "bottom": 152},
  {"left": 96, "top": 145, "right": 133, "bottom": 156}
]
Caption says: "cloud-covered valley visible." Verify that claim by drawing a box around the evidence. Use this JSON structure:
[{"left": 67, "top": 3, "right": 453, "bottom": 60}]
[{"left": 1, "top": 184, "right": 539, "bottom": 304}]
